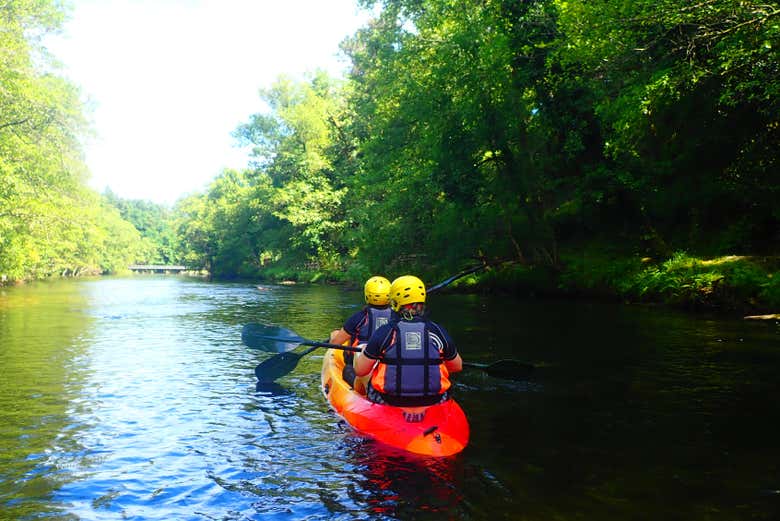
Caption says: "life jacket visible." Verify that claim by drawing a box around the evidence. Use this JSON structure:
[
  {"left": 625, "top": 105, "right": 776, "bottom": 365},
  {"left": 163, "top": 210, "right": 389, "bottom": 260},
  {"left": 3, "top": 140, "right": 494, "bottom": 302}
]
[
  {"left": 370, "top": 320, "right": 451, "bottom": 398},
  {"left": 352, "top": 306, "right": 392, "bottom": 345}
]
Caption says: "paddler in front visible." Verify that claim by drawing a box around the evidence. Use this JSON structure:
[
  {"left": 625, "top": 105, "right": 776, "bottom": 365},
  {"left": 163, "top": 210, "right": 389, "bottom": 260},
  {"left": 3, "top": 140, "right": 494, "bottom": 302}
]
[
  {"left": 330, "top": 276, "right": 393, "bottom": 392},
  {"left": 354, "top": 275, "right": 463, "bottom": 406}
]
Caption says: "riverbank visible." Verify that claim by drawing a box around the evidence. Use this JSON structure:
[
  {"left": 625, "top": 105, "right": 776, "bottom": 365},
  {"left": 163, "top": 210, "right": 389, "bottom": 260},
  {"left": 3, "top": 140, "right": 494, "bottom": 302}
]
[
  {"left": 5, "top": 251, "right": 776, "bottom": 319},
  {"left": 455, "top": 251, "right": 780, "bottom": 317},
  {"left": 253, "top": 251, "right": 779, "bottom": 318}
]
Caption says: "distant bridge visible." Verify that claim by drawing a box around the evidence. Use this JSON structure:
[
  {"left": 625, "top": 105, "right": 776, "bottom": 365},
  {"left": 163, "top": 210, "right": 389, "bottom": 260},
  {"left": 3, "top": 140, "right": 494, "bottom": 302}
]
[{"left": 128, "top": 264, "right": 188, "bottom": 274}]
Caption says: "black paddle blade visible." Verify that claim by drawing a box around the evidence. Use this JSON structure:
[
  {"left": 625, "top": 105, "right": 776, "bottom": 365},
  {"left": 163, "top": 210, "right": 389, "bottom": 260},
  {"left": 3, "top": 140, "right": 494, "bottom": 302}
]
[
  {"left": 253, "top": 345, "right": 320, "bottom": 383},
  {"left": 242, "top": 323, "right": 305, "bottom": 352},
  {"left": 254, "top": 351, "right": 305, "bottom": 383}
]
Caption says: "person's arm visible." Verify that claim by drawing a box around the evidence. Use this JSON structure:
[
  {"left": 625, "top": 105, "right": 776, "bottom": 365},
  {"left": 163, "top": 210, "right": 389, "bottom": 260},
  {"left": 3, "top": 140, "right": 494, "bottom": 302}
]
[
  {"left": 353, "top": 350, "right": 376, "bottom": 376},
  {"left": 444, "top": 353, "right": 463, "bottom": 373},
  {"left": 330, "top": 310, "right": 364, "bottom": 345},
  {"left": 329, "top": 328, "right": 351, "bottom": 345},
  {"left": 355, "top": 324, "right": 391, "bottom": 376},
  {"left": 432, "top": 322, "right": 462, "bottom": 373}
]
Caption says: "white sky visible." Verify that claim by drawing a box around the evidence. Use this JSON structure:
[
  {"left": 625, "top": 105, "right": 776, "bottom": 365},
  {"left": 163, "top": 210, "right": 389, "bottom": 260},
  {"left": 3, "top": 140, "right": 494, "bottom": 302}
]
[{"left": 48, "top": 0, "right": 373, "bottom": 205}]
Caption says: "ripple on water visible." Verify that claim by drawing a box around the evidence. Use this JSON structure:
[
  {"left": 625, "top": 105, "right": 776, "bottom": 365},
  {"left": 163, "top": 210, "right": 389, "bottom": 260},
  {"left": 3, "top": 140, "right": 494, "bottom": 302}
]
[{"left": 3, "top": 279, "right": 779, "bottom": 520}]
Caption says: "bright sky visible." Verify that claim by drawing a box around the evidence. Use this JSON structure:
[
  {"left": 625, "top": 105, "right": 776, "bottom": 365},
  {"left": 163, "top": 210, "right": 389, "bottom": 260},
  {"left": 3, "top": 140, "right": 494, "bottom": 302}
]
[{"left": 48, "top": 0, "right": 372, "bottom": 205}]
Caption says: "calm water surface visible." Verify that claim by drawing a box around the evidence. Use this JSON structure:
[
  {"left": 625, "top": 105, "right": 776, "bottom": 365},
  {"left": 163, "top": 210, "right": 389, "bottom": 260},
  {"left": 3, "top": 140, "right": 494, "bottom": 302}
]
[{"left": 1, "top": 277, "right": 779, "bottom": 520}]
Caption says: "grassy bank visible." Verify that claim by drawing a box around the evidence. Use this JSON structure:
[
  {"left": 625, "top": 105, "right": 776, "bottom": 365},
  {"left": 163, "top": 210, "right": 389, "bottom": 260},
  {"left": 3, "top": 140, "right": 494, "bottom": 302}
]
[
  {"left": 228, "top": 249, "right": 780, "bottom": 317},
  {"left": 457, "top": 251, "right": 780, "bottom": 316}
]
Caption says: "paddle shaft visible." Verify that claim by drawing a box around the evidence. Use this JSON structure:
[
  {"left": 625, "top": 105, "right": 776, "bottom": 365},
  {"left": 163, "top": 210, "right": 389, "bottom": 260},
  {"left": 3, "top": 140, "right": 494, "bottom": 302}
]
[
  {"left": 268, "top": 333, "right": 535, "bottom": 377},
  {"left": 268, "top": 337, "right": 362, "bottom": 352},
  {"left": 250, "top": 330, "right": 534, "bottom": 381},
  {"left": 463, "top": 362, "right": 491, "bottom": 370},
  {"left": 427, "top": 263, "right": 488, "bottom": 293},
  {"left": 247, "top": 260, "right": 522, "bottom": 382},
  {"left": 462, "top": 359, "right": 535, "bottom": 379}
]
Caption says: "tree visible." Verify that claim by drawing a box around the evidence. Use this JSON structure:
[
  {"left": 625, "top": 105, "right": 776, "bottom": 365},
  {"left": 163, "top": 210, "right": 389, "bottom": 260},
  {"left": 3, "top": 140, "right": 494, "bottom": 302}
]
[
  {"left": 1, "top": 0, "right": 145, "bottom": 281},
  {"left": 554, "top": 0, "right": 780, "bottom": 252},
  {"left": 103, "top": 190, "right": 180, "bottom": 264},
  {"left": 343, "top": 0, "right": 563, "bottom": 273},
  {"left": 233, "top": 73, "right": 350, "bottom": 271}
]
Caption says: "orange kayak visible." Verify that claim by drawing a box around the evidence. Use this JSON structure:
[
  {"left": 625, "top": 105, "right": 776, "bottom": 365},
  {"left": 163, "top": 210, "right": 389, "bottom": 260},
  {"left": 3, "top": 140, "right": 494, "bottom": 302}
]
[{"left": 320, "top": 348, "right": 469, "bottom": 456}]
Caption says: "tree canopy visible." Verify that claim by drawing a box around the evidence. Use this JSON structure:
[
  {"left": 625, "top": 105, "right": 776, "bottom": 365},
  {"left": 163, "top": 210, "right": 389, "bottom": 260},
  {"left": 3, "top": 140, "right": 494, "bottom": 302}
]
[
  {"left": 0, "top": 0, "right": 146, "bottom": 279},
  {"left": 174, "top": 0, "right": 778, "bottom": 284},
  {"left": 2, "top": 0, "right": 777, "bottom": 297}
]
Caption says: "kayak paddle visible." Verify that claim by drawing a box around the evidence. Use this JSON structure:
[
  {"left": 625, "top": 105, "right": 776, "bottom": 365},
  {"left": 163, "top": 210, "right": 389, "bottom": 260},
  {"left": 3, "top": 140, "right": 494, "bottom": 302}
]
[
  {"left": 242, "top": 323, "right": 356, "bottom": 382},
  {"left": 242, "top": 323, "right": 360, "bottom": 353},
  {"left": 427, "top": 263, "right": 489, "bottom": 292},
  {"left": 243, "top": 323, "right": 534, "bottom": 381},
  {"left": 242, "top": 262, "right": 496, "bottom": 354},
  {"left": 246, "top": 261, "right": 519, "bottom": 382},
  {"left": 245, "top": 325, "right": 359, "bottom": 383},
  {"left": 254, "top": 345, "right": 319, "bottom": 383}
]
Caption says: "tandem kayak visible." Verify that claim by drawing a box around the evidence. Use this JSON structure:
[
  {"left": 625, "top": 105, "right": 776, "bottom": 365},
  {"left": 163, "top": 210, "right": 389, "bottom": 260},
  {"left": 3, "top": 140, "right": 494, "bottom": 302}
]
[{"left": 320, "top": 348, "right": 469, "bottom": 456}]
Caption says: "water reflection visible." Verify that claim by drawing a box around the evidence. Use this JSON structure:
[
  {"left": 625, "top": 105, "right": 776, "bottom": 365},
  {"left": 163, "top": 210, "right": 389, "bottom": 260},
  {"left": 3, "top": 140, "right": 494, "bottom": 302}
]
[
  {"left": 1, "top": 279, "right": 779, "bottom": 520},
  {"left": 0, "top": 279, "right": 95, "bottom": 519},
  {"left": 346, "top": 444, "right": 465, "bottom": 518},
  {"left": 254, "top": 381, "right": 293, "bottom": 396}
]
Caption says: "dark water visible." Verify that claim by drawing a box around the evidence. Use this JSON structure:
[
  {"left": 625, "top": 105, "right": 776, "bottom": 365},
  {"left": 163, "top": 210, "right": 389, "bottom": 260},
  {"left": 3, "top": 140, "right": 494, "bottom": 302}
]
[{"left": 1, "top": 277, "right": 779, "bottom": 520}]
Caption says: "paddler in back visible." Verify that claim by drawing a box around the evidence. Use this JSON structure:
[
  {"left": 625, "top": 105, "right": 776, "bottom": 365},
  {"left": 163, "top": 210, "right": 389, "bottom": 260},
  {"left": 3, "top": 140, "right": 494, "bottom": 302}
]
[
  {"left": 353, "top": 275, "right": 463, "bottom": 407},
  {"left": 330, "top": 276, "right": 393, "bottom": 391}
]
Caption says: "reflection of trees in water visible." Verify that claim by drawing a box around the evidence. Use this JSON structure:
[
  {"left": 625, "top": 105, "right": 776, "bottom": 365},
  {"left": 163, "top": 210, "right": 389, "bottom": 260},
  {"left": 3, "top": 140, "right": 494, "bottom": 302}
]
[
  {"left": 346, "top": 442, "right": 466, "bottom": 518},
  {"left": 0, "top": 281, "right": 94, "bottom": 519}
]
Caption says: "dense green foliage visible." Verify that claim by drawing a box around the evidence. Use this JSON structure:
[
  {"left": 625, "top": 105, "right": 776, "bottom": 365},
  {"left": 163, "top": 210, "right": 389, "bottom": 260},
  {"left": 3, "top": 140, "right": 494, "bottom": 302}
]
[
  {"left": 554, "top": 250, "right": 780, "bottom": 312},
  {"left": 2, "top": 0, "right": 777, "bottom": 312},
  {"left": 0, "top": 0, "right": 144, "bottom": 280},
  {"left": 172, "top": 0, "right": 777, "bottom": 311},
  {"left": 554, "top": 0, "right": 779, "bottom": 254},
  {"left": 103, "top": 190, "right": 179, "bottom": 265},
  {"left": 173, "top": 74, "right": 354, "bottom": 280}
]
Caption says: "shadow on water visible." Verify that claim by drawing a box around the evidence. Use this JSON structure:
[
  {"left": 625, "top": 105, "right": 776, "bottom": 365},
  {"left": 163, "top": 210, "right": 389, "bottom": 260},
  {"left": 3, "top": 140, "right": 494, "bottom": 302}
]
[
  {"left": 247, "top": 291, "right": 780, "bottom": 520},
  {"left": 254, "top": 380, "right": 294, "bottom": 396}
]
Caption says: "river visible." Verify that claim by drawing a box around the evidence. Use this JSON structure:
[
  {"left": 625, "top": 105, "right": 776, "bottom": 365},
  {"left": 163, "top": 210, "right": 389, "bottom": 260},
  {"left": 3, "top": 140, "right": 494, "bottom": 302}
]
[{"left": 0, "top": 276, "right": 778, "bottom": 520}]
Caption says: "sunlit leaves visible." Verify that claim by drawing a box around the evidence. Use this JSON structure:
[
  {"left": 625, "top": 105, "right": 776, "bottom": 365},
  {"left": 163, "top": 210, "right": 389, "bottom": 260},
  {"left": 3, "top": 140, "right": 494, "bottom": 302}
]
[
  {"left": 173, "top": 0, "right": 778, "bottom": 282},
  {"left": 0, "top": 0, "right": 141, "bottom": 281},
  {"left": 344, "top": 0, "right": 563, "bottom": 270}
]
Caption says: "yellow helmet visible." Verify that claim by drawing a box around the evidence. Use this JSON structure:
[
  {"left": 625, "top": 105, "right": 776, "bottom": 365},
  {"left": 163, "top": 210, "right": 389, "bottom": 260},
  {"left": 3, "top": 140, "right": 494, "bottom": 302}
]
[
  {"left": 364, "top": 276, "right": 391, "bottom": 306},
  {"left": 389, "top": 275, "right": 426, "bottom": 312}
]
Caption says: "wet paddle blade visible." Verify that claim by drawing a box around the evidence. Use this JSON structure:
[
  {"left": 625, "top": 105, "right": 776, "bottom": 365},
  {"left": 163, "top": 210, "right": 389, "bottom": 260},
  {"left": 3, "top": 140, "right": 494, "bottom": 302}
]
[
  {"left": 254, "top": 352, "right": 305, "bottom": 383},
  {"left": 242, "top": 323, "right": 306, "bottom": 352},
  {"left": 253, "top": 344, "right": 321, "bottom": 383}
]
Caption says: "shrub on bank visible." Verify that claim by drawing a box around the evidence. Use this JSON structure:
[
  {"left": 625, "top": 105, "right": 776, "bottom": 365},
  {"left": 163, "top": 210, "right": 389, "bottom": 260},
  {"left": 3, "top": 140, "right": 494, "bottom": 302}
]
[
  {"left": 623, "top": 253, "right": 779, "bottom": 312},
  {"left": 246, "top": 251, "right": 778, "bottom": 315},
  {"left": 444, "top": 251, "right": 778, "bottom": 314}
]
